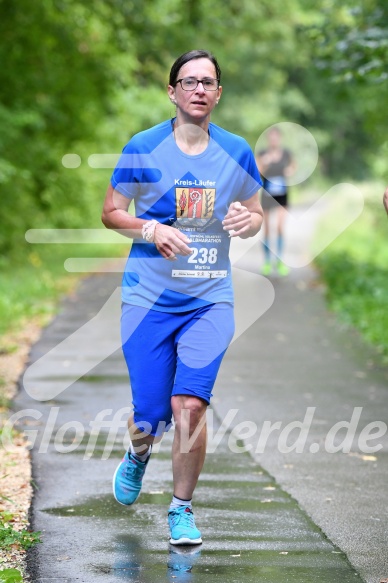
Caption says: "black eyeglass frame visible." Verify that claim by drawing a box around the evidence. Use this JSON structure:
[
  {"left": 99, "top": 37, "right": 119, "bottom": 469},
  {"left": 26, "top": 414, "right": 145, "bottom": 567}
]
[{"left": 175, "top": 77, "right": 220, "bottom": 91}]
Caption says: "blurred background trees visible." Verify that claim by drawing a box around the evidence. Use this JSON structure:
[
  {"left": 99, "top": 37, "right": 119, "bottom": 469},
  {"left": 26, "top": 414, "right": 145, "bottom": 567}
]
[
  {"left": 1, "top": 0, "right": 387, "bottom": 257},
  {"left": 0, "top": 0, "right": 387, "bottom": 355}
]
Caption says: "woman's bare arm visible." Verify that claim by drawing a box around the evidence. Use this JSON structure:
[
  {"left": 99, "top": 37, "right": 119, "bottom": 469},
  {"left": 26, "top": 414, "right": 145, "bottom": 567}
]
[{"left": 101, "top": 184, "right": 193, "bottom": 260}]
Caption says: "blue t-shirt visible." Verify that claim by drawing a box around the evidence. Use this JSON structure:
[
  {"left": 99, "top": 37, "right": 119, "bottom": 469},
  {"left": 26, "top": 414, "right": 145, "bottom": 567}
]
[{"left": 111, "top": 119, "right": 262, "bottom": 312}]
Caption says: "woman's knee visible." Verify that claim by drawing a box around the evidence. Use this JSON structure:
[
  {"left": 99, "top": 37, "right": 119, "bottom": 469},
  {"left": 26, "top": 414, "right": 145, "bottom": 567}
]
[{"left": 172, "top": 396, "right": 207, "bottom": 432}]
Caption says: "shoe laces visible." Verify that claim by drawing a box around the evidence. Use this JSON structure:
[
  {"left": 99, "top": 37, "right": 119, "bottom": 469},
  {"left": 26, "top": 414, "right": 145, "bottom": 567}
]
[
  {"left": 170, "top": 507, "right": 195, "bottom": 527},
  {"left": 125, "top": 455, "right": 146, "bottom": 480}
]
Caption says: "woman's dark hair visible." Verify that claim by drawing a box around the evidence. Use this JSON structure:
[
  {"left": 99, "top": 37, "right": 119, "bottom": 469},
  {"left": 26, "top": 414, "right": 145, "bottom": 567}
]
[{"left": 169, "top": 50, "right": 221, "bottom": 86}]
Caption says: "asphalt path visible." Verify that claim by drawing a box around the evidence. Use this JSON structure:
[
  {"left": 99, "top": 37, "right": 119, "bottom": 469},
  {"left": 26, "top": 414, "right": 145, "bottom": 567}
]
[{"left": 13, "top": 201, "right": 388, "bottom": 582}]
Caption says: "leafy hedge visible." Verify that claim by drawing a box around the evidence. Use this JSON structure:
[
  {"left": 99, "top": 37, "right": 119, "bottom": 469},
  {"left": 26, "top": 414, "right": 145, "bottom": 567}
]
[{"left": 316, "top": 252, "right": 388, "bottom": 360}]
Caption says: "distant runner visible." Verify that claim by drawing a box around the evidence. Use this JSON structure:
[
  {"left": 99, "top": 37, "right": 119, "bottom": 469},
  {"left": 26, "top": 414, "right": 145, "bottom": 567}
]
[
  {"left": 256, "top": 126, "right": 296, "bottom": 276},
  {"left": 102, "top": 49, "right": 263, "bottom": 545}
]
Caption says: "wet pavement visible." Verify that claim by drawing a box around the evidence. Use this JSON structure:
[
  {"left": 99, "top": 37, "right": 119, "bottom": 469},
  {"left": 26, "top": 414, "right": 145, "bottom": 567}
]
[
  {"left": 13, "top": 203, "right": 388, "bottom": 582},
  {"left": 11, "top": 271, "right": 363, "bottom": 583},
  {"left": 23, "top": 417, "right": 362, "bottom": 583}
]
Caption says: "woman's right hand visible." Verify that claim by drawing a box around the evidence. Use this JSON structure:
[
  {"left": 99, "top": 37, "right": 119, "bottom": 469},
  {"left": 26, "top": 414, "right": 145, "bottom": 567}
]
[{"left": 153, "top": 224, "right": 193, "bottom": 261}]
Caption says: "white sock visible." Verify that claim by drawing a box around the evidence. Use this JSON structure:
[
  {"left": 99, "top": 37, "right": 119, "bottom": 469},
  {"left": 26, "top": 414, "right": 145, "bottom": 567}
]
[
  {"left": 129, "top": 442, "right": 151, "bottom": 463},
  {"left": 169, "top": 495, "right": 192, "bottom": 511}
]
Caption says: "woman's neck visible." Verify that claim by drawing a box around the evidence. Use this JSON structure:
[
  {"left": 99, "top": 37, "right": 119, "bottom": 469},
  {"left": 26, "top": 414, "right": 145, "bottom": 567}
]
[{"left": 173, "top": 119, "right": 210, "bottom": 155}]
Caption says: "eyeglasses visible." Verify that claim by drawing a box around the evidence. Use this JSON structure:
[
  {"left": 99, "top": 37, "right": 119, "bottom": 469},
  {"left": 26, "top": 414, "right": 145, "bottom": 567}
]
[{"left": 175, "top": 77, "right": 220, "bottom": 91}]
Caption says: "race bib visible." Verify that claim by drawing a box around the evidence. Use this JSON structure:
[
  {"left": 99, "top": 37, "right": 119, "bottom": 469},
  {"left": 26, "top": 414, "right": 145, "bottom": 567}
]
[{"left": 172, "top": 231, "right": 229, "bottom": 279}]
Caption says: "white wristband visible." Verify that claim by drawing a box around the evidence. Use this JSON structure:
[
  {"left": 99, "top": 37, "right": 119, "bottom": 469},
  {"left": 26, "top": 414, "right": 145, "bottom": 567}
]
[{"left": 141, "top": 220, "right": 159, "bottom": 243}]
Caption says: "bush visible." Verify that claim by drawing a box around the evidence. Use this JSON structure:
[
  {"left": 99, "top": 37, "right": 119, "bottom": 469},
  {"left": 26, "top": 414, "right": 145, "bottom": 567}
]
[
  {"left": 315, "top": 187, "right": 388, "bottom": 362},
  {"left": 316, "top": 252, "right": 388, "bottom": 359}
]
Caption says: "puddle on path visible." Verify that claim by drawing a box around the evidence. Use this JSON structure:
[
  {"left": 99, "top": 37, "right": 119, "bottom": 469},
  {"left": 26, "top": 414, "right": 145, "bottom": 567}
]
[{"left": 39, "top": 440, "right": 362, "bottom": 583}]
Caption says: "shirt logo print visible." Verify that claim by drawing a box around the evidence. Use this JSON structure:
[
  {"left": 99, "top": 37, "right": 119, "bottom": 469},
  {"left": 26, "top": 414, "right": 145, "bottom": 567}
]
[{"left": 175, "top": 187, "right": 216, "bottom": 219}]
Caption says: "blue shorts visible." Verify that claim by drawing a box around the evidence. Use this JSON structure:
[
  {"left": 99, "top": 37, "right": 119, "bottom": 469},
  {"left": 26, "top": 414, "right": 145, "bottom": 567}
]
[{"left": 121, "top": 302, "right": 235, "bottom": 436}]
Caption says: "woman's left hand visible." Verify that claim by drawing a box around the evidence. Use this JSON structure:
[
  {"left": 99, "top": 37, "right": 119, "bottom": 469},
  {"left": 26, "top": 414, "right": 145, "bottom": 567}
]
[{"left": 222, "top": 201, "right": 252, "bottom": 237}]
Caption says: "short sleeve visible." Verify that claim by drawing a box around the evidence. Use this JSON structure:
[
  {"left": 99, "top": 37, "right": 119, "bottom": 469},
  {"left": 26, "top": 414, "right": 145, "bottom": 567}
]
[
  {"left": 237, "top": 147, "right": 263, "bottom": 202},
  {"left": 110, "top": 140, "right": 143, "bottom": 199},
  {"left": 111, "top": 135, "right": 164, "bottom": 200}
]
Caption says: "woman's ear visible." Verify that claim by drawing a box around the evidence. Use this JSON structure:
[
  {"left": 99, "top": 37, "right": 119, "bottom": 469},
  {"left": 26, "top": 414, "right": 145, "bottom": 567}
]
[{"left": 167, "top": 85, "right": 176, "bottom": 105}]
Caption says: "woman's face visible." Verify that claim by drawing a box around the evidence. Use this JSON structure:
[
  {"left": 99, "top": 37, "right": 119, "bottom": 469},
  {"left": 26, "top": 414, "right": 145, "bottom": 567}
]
[{"left": 168, "top": 58, "right": 222, "bottom": 122}]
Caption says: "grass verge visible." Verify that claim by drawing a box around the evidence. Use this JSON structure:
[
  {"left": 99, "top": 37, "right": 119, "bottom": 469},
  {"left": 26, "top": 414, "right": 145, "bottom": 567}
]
[
  {"left": 0, "top": 511, "right": 41, "bottom": 552},
  {"left": 0, "top": 238, "right": 129, "bottom": 580},
  {"left": 0, "top": 568, "right": 23, "bottom": 582},
  {"left": 0, "top": 241, "right": 129, "bottom": 337},
  {"left": 314, "top": 181, "right": 388, "bottom": 362}
]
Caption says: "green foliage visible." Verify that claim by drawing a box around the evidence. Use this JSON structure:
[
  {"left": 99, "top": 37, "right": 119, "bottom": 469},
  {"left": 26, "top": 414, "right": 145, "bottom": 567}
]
[
  {"left": 0, "top": 517, "right": 41, "bottom": 552},
  {"left": 0, "top": 243, "right": 128, "bottom": 336},
  {"left": 317, "top": 252, "right": 388, "bottom": 358},
  {"left": 315, "top": 189, "right": 388, "bottom": 361},
  {"left": 308, "top": 0, "right": 388, "bottom": 84},
  {"left": 0, "top": 0, "right": 385, "bottom": 259},
  {"left": 0, "top": 394, "right": 11, "bottom": 410},
  {"left": 0, "top": 569, "right": 23, "bottom": 583},
  {"left": 1, "top": 0, "right": 388, "bottom": 336},
  {"left": 0, "top": 1, "right": 115, "bottom": 255},
  {"left": 302, "top": 0, "right": 388, "bottom": 177}
]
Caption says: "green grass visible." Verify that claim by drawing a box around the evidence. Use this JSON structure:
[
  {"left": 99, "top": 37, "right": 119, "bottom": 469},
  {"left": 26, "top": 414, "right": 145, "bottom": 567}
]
[
  {"left": 0, "top": 241, "right": 129, "bottom": 337},
  {"left": 0, "top": 569, "right": 23, "bottom": 583},
  {"left": 0, "top": 523, "right": 41, "bottom": 551},
  {"left": 0, "top": 512, "right": 41, "bottom": 552},
  {"left": 0, "top": 238, "right": 129, "bottom": 583},
  {"left": 315, "top": 181, "right": 388, "bottom": 362}
]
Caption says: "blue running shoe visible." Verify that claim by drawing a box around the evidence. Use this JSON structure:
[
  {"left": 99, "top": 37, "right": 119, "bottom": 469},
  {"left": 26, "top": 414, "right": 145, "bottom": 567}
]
[
  {"left": 168, "top": 506, "right": 202, "bottom": 545},
  {"left": 112, "top": 451, "right": 150, "bottom": 506}
]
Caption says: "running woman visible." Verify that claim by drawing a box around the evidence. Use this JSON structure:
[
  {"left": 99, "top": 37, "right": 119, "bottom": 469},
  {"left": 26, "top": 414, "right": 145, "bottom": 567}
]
[
  {"left": 102, "top": 49, "right": 263, "bottom": 545},
  {"left": 256, "top": 126, "right": 296, "bottom": 276}
]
